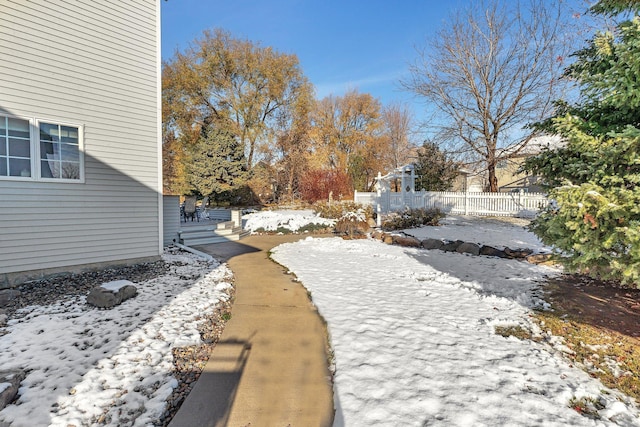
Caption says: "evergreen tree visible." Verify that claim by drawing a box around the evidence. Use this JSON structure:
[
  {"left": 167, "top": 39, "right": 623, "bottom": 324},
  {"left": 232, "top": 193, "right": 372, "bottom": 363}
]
[
  {"left": 186, "top": 128, "right": 248, "bottom": 199},
  {"left": 414, "top": 142, "right": 461, "bottom": 191},
  {"left": 524, "top": 1, "right": 640, "bottom": 285}
]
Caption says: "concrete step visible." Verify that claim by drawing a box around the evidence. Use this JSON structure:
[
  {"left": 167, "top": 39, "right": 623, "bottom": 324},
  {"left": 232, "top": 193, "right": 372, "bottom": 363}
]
[
  {"left": 179, "top": 227, "right": 241, "bottom": 240},
  {"left": 179, "top": 222, "right": 249, "bottom": 246},
  {"left": 179, "top": 220, "right": 234, "bottom": 231},
  {"left": 182, "top": 234, "right": 244, "bottom": 246}
]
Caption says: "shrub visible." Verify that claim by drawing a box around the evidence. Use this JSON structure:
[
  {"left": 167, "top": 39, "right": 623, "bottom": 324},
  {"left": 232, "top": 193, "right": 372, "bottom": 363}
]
[
  {"left": 334, "top": 210, "right": 370, "bottom": 239},
  {"left": 298, "top": 222, "right": 333, "bottom": 233},
  {"left": 381, "top": 207, "right": 444, "bottom": 230},
  {"left": 299, "top": 169, "right": 353, "bottom": 203},
  {"left": 313, "top": 201, "right": 374, "bottom": 220}
]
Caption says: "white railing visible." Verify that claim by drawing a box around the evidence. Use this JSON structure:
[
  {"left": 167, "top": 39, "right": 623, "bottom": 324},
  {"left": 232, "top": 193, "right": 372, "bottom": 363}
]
[{"left": 354, "top": 190, "right": 548, "bottom": 218}]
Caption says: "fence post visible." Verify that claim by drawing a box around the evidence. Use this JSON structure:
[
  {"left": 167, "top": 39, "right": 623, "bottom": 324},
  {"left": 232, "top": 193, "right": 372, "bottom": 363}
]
[
  {"left": 231, "top": 209, "right": 242, "bottom": 228},
  {"left": 519, "top": 189, "right": 524, "bottom": 208},
  {"left": 376, "top": 172, "right": 382, "bottom": 227},
  {"left": 464, "top": 191, "right": 469, "bottom": 215}
]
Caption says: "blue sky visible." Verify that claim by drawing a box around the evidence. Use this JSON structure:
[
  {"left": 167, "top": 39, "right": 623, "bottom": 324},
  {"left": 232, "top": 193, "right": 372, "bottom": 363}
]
[{"left": 160, "top": 0, "right": 463, "bottom": 118}]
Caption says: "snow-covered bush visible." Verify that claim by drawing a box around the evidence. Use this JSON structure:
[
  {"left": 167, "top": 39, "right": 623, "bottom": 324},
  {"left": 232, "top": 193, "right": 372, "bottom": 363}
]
[
  {"left": 243, "top": 209, "right": 335, "bottom": 234},
  {"left": 313, "top": 201, "right": 374, "bottom": 220},
  {"left": 334, "top": 210, "right": 370, "bottom": 239},
  {"left": 382, "top": 207, "right": 444, "bottom": 230}
]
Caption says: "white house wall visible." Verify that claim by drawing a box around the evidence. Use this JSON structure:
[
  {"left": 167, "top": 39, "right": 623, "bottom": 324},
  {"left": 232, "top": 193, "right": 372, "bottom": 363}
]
[{"left": 0, "top": 0, "right": 161, "bottom": 285}]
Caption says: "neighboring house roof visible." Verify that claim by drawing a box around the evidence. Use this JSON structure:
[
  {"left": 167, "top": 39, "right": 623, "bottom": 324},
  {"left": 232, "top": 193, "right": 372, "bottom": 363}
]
[{"left": 497, "top": 134, "right": 566, "bottom": 159}]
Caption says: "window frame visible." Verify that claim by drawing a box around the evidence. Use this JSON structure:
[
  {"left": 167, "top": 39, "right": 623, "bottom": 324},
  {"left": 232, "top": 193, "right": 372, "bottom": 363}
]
[
  {"left": 0, "top": 115, "right": 32, "bottom": 179},
  {"left": 35, "top": 118, "right": 84, "bottom": 182},
  {"left": 496, "top": 159, "right": 509, "bottom": 169},
  {"left": 0, "top": 113, "right": 84, "bottom": 183}
]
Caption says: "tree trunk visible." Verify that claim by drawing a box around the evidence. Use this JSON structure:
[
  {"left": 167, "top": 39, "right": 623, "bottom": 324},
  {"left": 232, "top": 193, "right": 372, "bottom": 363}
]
[{"left": 488, "top": 164, "right": 498, "bottom": 192}]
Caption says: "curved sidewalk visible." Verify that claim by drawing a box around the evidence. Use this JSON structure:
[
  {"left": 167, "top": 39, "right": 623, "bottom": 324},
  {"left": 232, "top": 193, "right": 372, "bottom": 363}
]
[{"left": 169, "top": 234, "right": 335, "bottom": 427}]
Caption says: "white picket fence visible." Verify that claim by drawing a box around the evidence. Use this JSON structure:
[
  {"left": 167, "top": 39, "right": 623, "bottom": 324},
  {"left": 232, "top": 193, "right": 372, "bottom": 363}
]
[{"left": 354, "top": 190, "right": 548, "bottom": 218}]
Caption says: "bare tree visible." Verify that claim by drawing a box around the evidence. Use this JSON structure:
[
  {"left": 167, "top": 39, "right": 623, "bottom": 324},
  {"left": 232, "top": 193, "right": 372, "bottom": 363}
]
[
  {"left": 403, "top": 0, "right": 575, "bottom": 191},
  {"left": 381, "top": 103, "right": 416, "bottom": 169}
]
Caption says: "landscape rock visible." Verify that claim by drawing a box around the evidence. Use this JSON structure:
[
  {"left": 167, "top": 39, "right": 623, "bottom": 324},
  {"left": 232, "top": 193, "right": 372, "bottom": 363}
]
[
  {"left": 526, "top": 253, "right": 554, "bottom": 264},
  {"left": 0, "top": 369, "right": 25, "bottom": 411},
  {"left": 0, "top": 290, "right": 20, "bottom": 308},
  {"left": 441, "top": 240, "right": 465, "bottom": 252},
  {"left": 370, "top": 230, "right": 384, "bottom": 241},
  {"left": 479, "top": 245, "right": 508, "bottom": 258},
  {"left": 504, "top": 247, "right": 534, "bottom": 259},
  {"left": 86, "top": 280, "right": 138, "bottom": 309},
  {"left": 421, "top": 238, "right": 444, "bottom": 250},
  {"left": 456, "top": 242, "right": 481, "bottom": 256},
  {"left": 392, "top": 236, "right": 421, "bottom": 248},
  {"left": 0, "top": 311, "right": 6, "bottom": 327}
]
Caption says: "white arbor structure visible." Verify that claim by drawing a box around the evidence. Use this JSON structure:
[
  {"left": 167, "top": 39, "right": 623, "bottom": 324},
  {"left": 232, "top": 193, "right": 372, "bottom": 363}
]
[
  {"left": 355, "top": 163, "right": 548, "bottom": 224},
  {"left": 373, "top": 164, "right": 416, "bottom": 226}
]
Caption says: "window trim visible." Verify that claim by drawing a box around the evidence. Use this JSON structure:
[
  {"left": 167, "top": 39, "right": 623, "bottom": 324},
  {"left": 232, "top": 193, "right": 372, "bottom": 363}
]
[
  {"left": 0, "top": 115, "right": 32, "bottom": 179},
  {"left": 35, "top": 118, "right": 85, "bottom": 182},
  {"left": 0, "top": 113, "right": 84, "bottom": 183},
  {"left": 496, "top": 159, "right": 509, "bottom": 169}
]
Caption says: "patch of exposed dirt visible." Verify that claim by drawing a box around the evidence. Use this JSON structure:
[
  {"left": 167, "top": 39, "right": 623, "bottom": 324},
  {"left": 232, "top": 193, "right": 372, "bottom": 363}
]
[{"left": 544, "top": 274, "right": 640, "bottom": 340}]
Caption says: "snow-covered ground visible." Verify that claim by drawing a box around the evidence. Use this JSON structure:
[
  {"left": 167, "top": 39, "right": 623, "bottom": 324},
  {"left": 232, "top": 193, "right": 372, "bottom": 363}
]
[
  {"left": 0, "top": 251, "right": 232, "bottom": 427},
  {"left": 270, "top": 216, "right": 640, "bottom": 426},
  {"left": 2, "top": 212, "right": 639, "bottom": 426}
]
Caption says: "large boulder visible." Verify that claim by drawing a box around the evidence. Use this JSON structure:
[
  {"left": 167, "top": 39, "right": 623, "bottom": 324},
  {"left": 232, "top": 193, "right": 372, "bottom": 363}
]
[
  {"left": 0, "top": 369, "right": 25, "bottom": 411},
  {"left": 479, "top": 245, "right": 508, "bottom": 258},
  {"left": 456, "top": 242, "right": 481, "bottom": 256},
  {"left": 392, "top": 235, "right": 421, "bottom": 248},
  {"left": 87, "top": 280, "right": 138, "bottom": 309},
  {"left": 526, "top": 253, "right": 554, "bottom": 264},
  {"left": 504, "top": 247, "right": 534, "bottom": 259},
  {"left": 371, "top": 230, "right": 385, "bottom": 241},
  {"left": 421, "top": 238, "right": 444, "bottom": 250},
  {"left": 441, "top": 240, "right": 465, "bottom": 252}
]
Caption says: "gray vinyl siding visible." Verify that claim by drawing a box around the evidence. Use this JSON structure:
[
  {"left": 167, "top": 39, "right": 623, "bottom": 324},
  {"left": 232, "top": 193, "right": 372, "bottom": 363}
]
[
  {"left": 163, "top": 195, "right": 180, "bottom": 247},
  {"left": 0, "top": 0, "right": 161, "bottom": 283}
]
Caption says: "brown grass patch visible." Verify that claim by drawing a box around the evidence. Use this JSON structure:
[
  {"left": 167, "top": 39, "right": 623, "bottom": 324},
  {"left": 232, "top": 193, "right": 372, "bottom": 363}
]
[{"left": 534, "top": 274, "right": 640, "bottom": 402}]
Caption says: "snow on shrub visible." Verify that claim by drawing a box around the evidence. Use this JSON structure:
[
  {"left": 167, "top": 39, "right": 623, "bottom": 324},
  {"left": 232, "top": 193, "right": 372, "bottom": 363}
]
[
  {"left": 243, "top": 209, "right": 335, "bottom": 233},
  {"left": 334, "top": 209, "right": 370, "bottom": 239},
  {"left": 313, "top": 201, "right": 374, "bottom": 220},
  {"left": 382, "top": 207, "right": 444, "bottom": 230}
]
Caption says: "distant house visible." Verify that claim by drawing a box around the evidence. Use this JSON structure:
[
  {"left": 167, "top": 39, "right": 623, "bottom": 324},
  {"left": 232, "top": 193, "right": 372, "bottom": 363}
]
[
  {"left": 0, "top": 1, "right": 162, "bottom": 287},
  {"left": 449, "top": 135, "right": 564, "bottom": 193},
  {"left": 496, "top": 135, "right": 564, "bottom": 193}
]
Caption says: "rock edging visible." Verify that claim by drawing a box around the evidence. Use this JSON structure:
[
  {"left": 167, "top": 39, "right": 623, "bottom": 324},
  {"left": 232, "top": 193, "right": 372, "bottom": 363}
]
[{"left": 370, "top": 230, "right": 553, "bottom": 264}]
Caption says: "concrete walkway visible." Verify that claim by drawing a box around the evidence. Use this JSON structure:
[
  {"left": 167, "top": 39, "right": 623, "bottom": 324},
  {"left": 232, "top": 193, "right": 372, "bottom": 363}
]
[{"left": 169, "top": 234, "right": 335, "bottom": 427}]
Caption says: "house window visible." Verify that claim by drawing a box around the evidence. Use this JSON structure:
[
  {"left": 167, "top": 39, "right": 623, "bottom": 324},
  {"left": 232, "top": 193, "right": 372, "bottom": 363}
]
[
  {"left": 0, "top": 116, "right": 31, "bottom": 177},
  {"left": 496, "top": 160, "right": 508, "bottom": 169},
  {"left": 39, "top": 122, "right": 81, "bottom": 179},
  {"left": 0, "top": 114, "right": 82, "bottom": 181}
]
